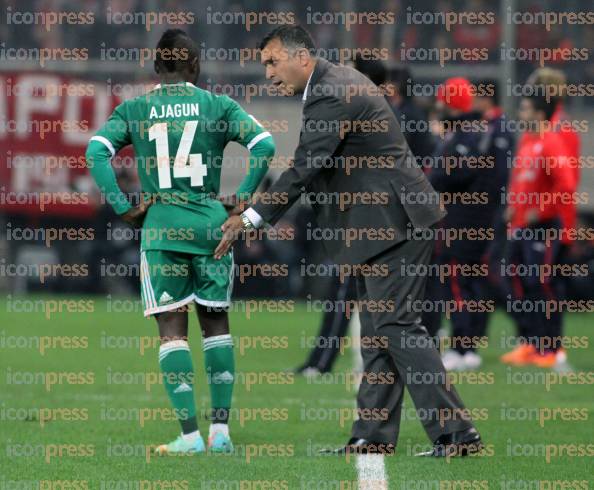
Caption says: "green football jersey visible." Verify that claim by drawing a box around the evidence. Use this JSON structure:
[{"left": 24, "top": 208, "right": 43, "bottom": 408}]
[{"left": 86, "top": 82, "right": 275, "bottom": 255}]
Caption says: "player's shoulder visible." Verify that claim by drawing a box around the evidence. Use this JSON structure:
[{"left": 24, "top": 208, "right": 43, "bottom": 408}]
[
  {"left": 542, "top": 130, "right": 564, "bottom": 149},
  {"left": 541, "top": 131, "right": 570, "bottom": 158}
]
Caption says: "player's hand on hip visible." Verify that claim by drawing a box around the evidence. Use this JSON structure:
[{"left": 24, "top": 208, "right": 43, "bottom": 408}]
[
  {"left": 121, "top": 197, "right": 152, "bottom": 228},
  {"left": 214, "top": 215, "right": 244, "bottom": 260}
]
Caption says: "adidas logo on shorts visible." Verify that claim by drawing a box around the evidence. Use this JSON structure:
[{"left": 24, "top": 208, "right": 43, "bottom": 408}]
[{"left": 159, "top": 292, "right": 174, "bottom": 304}]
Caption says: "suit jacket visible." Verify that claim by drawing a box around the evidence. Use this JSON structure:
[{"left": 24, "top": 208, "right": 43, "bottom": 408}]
[{"left": 252, "top": 58, "right": 445, "bottom": 265}]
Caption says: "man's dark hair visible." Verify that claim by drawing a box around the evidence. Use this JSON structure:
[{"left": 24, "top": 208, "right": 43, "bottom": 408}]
[
  {"left": 354, "top": 57, "right": 387, "bottom": 87},
  {"left": 525, "top": 95, "right": 556, "bottom": 121},
  {"left": 477, "top": 79, "right": 500, "bottom": 106},
  {"left": 258, "top": 25, "right": 316, "bottom": 53},
  {"left": 391, "top": 65, "right": 412, "bottom": 99},
  {"left": 155, "top": 28, "right": 200, "bottom": 75}
]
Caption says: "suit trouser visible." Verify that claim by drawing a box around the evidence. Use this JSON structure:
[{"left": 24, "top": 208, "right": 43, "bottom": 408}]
[
  {"left": 351, "top": 238, "right": 474, "bottom": 445},
  {"left": 421, "top": 255, "right": 444, "bottom": 338}
]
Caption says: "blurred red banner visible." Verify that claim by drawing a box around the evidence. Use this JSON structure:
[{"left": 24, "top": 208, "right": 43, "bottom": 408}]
[{"left": 0, "top": 72, "right": 147, "bottom": 218}]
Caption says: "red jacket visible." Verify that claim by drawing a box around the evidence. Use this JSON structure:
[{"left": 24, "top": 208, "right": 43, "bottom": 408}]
[
  {"left": 509, "top": 130, "right": 578, "bottom": 230},
  {"left": 552, "top": 105, "right": 581, "bottom": 243}
]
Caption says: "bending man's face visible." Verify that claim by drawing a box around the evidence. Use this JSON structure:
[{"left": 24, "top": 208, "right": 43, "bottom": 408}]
[{"left": 260, "top": 38, "right": 307, "bottom": 97}]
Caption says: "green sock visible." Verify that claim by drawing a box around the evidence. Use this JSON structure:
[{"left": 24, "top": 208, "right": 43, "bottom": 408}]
[
  {"left": 203, "top": 334, "right": 235, "bottom": 424},
  {"left": 159, "top": 340, "right": 198, "bottom": 434}
]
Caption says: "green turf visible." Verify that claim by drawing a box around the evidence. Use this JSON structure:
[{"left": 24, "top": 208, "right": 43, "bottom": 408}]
[{"left": 0, "top": 296, "right": 592, "bottom": 487}]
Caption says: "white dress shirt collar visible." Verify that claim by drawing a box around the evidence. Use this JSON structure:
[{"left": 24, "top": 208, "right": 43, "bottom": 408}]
[{"left": 302, "top": 68, "right": 315, "bottom": 102}]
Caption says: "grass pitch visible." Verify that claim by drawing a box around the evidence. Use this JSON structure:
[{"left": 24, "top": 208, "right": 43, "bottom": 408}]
[{"left": 1, "top": 296, "right": 592, "bottom": 488}]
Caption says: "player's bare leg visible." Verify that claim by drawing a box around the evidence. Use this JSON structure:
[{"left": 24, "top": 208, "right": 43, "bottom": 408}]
[
  {"left": 197, "top": 305, "right": 235, "bottom": 453},
  {"left": 154, "top": 309, "right": 205, "bottom": 455}
]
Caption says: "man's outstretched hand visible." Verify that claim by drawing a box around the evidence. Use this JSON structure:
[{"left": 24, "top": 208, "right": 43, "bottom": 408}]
[
  {"left": 214, "top": 215, "right": 244, "bottom": 259},
  {"left": 219, "top": 195, "right": 247, "bottom": 217},
  {"left": 121, "top": 198, "right": 151, "bottom": 227}
]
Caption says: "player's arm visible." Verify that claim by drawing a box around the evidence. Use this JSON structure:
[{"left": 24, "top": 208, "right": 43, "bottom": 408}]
[
  {"left": 542, "top": 145, "right": 578, "bottom": 222},
  {"left": 85, "top": 104, "right": 150, "bottom": 226},
  {"left": 223, "top": 97, "right": 276, "bottom": 206}
]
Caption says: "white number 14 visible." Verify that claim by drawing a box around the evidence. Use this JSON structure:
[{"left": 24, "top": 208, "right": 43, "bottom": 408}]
[{"left": 148, "top": 121, "right": 207, "bottom": 189}]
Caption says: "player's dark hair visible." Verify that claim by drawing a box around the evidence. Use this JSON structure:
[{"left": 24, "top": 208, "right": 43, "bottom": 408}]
[
  {"left": 155, "top": 29, "right": 200, "bottom": 76},
  {"left": 258, "top": 25, "right": 316, "bottom": 54},
  {"left": 525, "top": 95, "right": 556, "bottom": 121},
  {"left": 354, "top": 57, "right": 387, "bottom": 87}
]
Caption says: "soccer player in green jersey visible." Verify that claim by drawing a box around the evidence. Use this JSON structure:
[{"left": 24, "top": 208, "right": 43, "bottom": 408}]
[{"left": 86, "top": 29, "right": 275, "bottom": 455}]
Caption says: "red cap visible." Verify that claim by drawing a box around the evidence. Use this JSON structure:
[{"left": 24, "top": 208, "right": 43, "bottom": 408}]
[{"left": 436, "top": 77, "right": 474, "bottom": 113}]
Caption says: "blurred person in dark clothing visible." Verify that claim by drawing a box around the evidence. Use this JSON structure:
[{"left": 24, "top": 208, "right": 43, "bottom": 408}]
[
  {"left": 426, "top": 77, "right": 505, "bottom": 371},
  {"left": 354, "top": 56, "right": 388, "bottom": 88},
  {"left": 389, "top": 66, "right": 436, "bottom": 161},
  {"left": 474, "top": 81, "right": 515, "bottom": 303}
]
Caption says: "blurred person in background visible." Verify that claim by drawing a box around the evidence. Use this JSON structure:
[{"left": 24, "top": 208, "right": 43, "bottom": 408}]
[
  {"left": 474, "top": 80, "right": 515, "bottom": 313},
  {"left": 427, "top": 77, "right": 504, "bottom": 371},
  {"left": 525, "top": 68, "right": 581, "bottom": 247},
  {"left": 530, "top": 68, "right": 580, "bottom": 368},
  {"left": 451, "top": 0, "right": 501, "bottom": 57},
  {"left": 388, "top": 65, "right": 436, "bottom": 162},
  {"left": 501, "top": 68, "right": 580, "bottom": 369},
  {"left": 501, "top": 94, "right": 577, "bottom": 369}
]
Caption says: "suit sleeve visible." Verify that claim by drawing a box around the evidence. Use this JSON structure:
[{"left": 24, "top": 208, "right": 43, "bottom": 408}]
[
  {"left": 223, "top": 96, "right": 275, "bottom": 201},
  {"left": 85, "top": 103, "right": 132, "bottom": 215},
  {"left": 251, "top": 95, "right": 347, "bottom": 225}
]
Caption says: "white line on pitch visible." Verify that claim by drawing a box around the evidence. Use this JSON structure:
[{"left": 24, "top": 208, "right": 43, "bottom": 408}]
[{"left": 356, "top": 454, "right": 389, "bottom": 490}]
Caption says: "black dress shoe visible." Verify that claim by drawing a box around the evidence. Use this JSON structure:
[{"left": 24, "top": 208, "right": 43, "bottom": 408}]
[
  {"left": 320, "top": 437, "right": 395, "bottom": 455},
  {"left": 416, "top": 428, "right": 483, "bottom": 457}
]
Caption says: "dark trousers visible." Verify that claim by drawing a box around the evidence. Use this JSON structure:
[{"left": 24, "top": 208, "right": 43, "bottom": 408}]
[
  {"left": 505, "top": 220, "right": 562, "bottom": 351},
  {"left": 447, "top": 258, "right": 489, "bottom": 354},
  {"left": 303, "top": 276, "right": 356, "bottom": 372},
  {"left": 422, "top": 254, "right": 490, "bottom": 350},
  {"left": 351, "top": 238, "right": 474, "bottom": 445}
]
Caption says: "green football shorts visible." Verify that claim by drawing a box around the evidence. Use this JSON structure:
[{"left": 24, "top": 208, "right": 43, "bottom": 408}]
[{"left": 140, "top": 249, "right": 234, "bottom": 317}]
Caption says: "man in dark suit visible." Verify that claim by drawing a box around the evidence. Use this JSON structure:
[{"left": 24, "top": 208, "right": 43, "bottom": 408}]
[{"left": 214, "top": 25, "right": 482, "bottom": 457}]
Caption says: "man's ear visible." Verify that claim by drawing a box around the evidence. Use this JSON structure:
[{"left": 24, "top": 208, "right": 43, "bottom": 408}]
[{"left": 297, "top": 48, "right": 310, "bottom": 67}]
